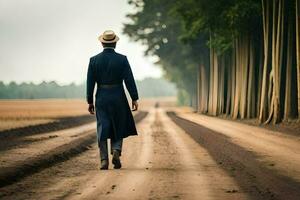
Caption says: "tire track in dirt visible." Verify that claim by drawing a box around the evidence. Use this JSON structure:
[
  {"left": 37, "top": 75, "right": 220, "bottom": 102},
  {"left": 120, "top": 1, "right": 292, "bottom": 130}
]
[
  {"left": 0, "top": 111, "right": 148, "bottom": 188},
  {"left": 0, "top": 115, "right": 96, "bottom": 139},
  {"left": 167, "top": 111, "right": 300, "bottom": 200}
]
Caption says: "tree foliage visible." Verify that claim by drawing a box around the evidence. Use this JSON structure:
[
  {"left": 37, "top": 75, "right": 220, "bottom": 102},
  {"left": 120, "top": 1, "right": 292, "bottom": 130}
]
[
  {"left": 0, "top": 78, "right": 176, "bottom": 99},
  {"left": 124, "top": 0, "right": 261, "bottom": 104},
  {"left": 124, "top": 0, "right": 299, "bottom": 123}
]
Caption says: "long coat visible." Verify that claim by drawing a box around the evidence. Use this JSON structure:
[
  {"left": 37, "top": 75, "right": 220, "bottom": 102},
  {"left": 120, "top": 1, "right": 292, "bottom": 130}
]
[{"left": 86, "top": 48, "right": 139, "bottom": 143}]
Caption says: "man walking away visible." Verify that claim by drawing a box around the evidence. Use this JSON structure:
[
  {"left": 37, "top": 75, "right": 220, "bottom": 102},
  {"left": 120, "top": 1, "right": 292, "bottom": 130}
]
[{"left": 86, "top": 30, "right": 139, "bottom": 170}]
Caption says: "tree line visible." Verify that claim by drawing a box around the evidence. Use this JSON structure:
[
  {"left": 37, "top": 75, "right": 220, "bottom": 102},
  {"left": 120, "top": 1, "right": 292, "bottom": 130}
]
[
  {"left": 124, "top": 0, "right": 300, "bottom": 124},
  {"left": 0, "top": 78, "right": 177, "bottom": 99}
]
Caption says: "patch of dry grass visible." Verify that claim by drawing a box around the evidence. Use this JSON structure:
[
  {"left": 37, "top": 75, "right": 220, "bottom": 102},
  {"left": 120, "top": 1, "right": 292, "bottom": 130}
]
[
  {"left": 0, "top": 99, "right": 87, "bottom": 120},
  {"left": 0, "top": 99, "right": 88, "bottom": 131},
  {"left": 0, "top": 97, "right": 177, "bottom": 131}
]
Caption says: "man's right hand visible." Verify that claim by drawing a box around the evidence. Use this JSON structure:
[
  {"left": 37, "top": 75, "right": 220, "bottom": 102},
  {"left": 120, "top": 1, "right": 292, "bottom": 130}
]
[
  {"left": 88, "top": 104, "right": 95, "bottom": 115},
  {"left": 132, "top": 100, "right": 138, "bottom": 111}
]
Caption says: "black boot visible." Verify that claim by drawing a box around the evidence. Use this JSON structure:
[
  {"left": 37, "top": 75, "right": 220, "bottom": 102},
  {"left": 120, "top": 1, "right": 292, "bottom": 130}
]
[
  {"left": 112, "top": 150, "right": 122, "bottom": 169},
  {"left": 100, "top": 159, "right": 109, "bottom": 170}
]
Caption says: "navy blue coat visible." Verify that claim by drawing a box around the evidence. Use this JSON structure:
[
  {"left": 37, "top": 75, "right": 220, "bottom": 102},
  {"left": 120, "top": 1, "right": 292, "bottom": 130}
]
[{"left": 86, "top": 48, "right": 139, "bottom": 142}]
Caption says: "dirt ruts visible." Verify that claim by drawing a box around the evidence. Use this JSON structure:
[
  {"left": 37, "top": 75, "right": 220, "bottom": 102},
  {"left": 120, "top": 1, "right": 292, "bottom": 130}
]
[
  {"left": 0, "top": 131, "right": 96, "bottom": 188},
  {"left": 0, "top": 115, "right": 95, "bottom": 140},
  {"left": 0, "top": 111, "right": 148, "bottom": 188},
  {"left": 167, "top": 111, "right": 300, "bottom": 200}
]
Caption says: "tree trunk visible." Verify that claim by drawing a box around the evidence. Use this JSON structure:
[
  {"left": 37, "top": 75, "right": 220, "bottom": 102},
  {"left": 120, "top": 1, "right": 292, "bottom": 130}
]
[
  {"left": 230, "top": 49, "right": 236, "bottom": 117},
  {"left": 212, "top": 49, "right": 219, "bottom": 116},
  {"left": 263, "top": 0, "right": 284, "bottom": 124},
  {"left": 272, "top": 0, "right": 284, "bottom": 124},
  {"left": 247, "top": 39, "right": 256, "bottom": 118},
  {"left": 259, "top": 0, "right": 270, "bottom": 123},
  {"left": 203, "top": 61, "right": 209, "bottom": 113},
  {"left": 284, "top": 20, "right": 293, "bottom": 120},
  {"left": 208, "top": 36, "right": 214, "bottom": 115},
  {"left": 226, "top": 55, "right": 232, "bottom": 115},
  {"left": 233, "top": 39, "right": 242, "bottom": 119},
  {"left": 218, "top": 56, "right": 225, "bottom": 115},
  {"left": 240, "top": 36, "right": 249, "bottom": 119},
  {"left": 198, "top": 56, "right": 209, "bottom": 114},
  {"left": 296, "top": 0, "right": 300, "bottom": 117},
  {"left": 256, "top": 42, "right": 264, "bottom": 117},
  {"left": 197, "top": 64, "right": 201, "bottom": 113}
]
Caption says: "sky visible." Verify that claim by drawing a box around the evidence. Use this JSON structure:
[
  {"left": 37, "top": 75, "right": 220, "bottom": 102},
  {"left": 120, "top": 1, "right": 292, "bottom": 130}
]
[{"left": 0, "top": 0, "right": 162, "bottom": 85}]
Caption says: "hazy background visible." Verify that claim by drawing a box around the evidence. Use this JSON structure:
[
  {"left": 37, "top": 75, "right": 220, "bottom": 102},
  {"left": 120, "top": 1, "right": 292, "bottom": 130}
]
[{"left": 0, "top": 0, "right": 163, "bottom": 85}]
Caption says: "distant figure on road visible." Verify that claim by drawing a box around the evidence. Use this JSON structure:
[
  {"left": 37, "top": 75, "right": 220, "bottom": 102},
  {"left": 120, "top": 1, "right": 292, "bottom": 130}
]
[{"left": 86, "top": 30, "right": 139, "bottom": 170}]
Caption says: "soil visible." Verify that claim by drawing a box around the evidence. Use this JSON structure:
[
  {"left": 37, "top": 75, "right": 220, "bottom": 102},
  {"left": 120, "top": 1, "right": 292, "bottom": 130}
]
[
  {"left": 0, "top": 111, "right": 147, "bottom": 188},
  {"left": 168, "top": 112, "right": 300, "bottom": 200},
  {"left": 0, "top": 108, "right": 248, "bottom": 200},
  {"left": 0, "top": 115, "right": 95, "bottom": 140},
  {"left": 0, "top": 105, "right": 299, "bottom": 200},
  {"left": 215, "top": 114, "right": 300, "bottom": 137}
]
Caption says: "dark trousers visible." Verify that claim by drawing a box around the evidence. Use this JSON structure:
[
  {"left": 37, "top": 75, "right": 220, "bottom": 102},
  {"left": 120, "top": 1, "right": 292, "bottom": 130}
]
[{"left": 99, "top": 139, "right": 123, "bottom": 161}]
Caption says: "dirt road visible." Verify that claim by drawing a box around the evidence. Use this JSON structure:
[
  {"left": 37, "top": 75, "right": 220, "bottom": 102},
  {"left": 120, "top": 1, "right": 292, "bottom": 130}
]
[{"left": 1, "top": 106, "right": 300, "bottom": 200}]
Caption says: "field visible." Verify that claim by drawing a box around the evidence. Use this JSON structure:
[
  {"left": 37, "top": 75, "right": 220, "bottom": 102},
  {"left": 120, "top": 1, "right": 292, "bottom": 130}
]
[
  {"left": 0, "top": 99, "right": 88, "bottom": 131},
  {"left": 0, "top": 97, "right": 176, "bottom": 131}
]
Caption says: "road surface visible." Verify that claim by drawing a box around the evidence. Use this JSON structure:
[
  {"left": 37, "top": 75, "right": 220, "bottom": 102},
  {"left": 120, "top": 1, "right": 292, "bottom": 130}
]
[{"left": 1, "top": 107, "right": 300, "bottom": 200}]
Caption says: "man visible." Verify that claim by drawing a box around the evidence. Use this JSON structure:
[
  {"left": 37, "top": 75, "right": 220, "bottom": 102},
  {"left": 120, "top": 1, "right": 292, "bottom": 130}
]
[{"left": 86, "top": 30, "right": 139, "bottom": 170}]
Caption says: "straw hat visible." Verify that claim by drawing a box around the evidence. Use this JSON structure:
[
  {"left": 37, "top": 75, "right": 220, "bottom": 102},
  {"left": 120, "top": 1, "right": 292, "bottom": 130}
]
[{"left": 98, "top": 30, "right": 119, "bottom": 43}]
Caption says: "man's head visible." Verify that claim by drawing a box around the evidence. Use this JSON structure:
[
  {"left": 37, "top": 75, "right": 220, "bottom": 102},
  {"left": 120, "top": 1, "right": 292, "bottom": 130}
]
[
  {"left": 101, "top": 42, "right": 116, "bottom": 49},
  {"left": 98, "top": 30, "right": 119, "bottom": 49}
]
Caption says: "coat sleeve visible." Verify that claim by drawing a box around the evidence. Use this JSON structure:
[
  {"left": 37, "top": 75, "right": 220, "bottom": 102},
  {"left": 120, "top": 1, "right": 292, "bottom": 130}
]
[
  {"left": 86, "top": 57, "right": 96, "bottom": 104},
  {"left": 123, "top": 56, "right": 139, "bottom": 101}
]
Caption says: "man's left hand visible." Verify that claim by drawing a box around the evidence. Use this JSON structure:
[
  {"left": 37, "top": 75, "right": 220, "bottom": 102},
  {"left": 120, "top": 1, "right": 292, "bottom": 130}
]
[
  {"left": 88, "top": 104, "right": 95, "bottom": 115},
  {"left": 132, "top": 100, "right": 138, "bottom": 111}
]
